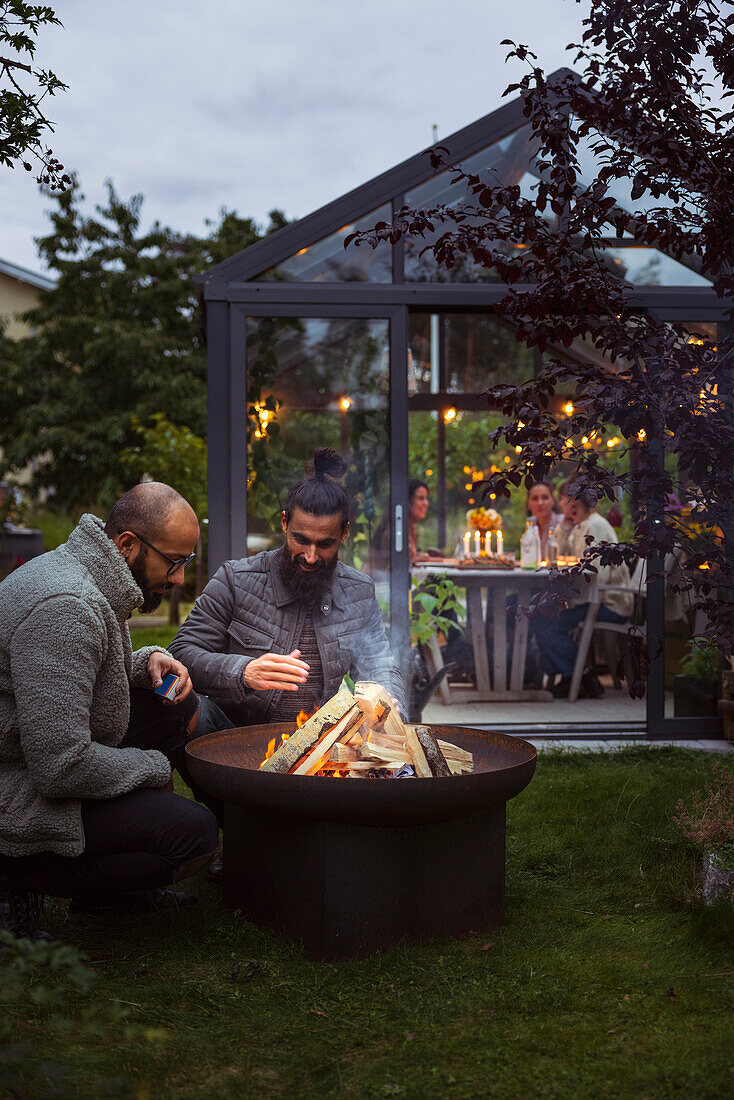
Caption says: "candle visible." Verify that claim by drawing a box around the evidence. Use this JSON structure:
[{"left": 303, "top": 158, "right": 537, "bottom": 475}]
[
  {"left": 474, "top": 530, "right": 480, "bottom": 556},
  {"left": 484, "top": 531, "right": 492, "bottom": 556},
  {"left": 463, "top": 531, "right": 471, "bottom": 558},
  {"left": 496, "top": 529, "right": 504, "bottom": 556}
]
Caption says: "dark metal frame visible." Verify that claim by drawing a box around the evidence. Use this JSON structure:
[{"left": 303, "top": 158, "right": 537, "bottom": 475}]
[{"left": 200, "top": 71, "right": 731, "bottom": 738}]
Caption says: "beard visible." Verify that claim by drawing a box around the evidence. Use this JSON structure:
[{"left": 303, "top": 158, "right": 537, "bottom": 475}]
[
  {"left": 278, "top": 545, "right": 338, "bottom": 605},
  {"left": 128, "top": 547, "right": 171, "bottom": 614}
]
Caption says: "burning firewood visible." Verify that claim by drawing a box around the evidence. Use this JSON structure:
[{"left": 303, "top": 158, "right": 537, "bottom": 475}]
[
  {"left": 258, "top": 683, "right": 474, "bottom": 779},
  {"left": 354, "top": 682, "right": 432, "bottom": 778},
  {"left": 260, "top": 688, "right": 358, "bottom": 773},
  {"left": 290, "top": 705, "right": 364, "bottom": 776}
]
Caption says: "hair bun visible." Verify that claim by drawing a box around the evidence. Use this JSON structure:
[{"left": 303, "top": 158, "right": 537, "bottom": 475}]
[{"left": 313, "top": 447, "right": 347, "bottom": 481}]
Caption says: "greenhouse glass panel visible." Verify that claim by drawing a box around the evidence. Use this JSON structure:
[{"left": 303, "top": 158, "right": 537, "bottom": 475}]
[
  {"left": 404, "top": 126, "right": 541, "bottom": 282},
  {"left": 257, "top": 205, "right": 392, "bottom": 282},
  {"left": 244, "top": 316, "right": 391, "bottom": 618},
  {"left": 602, "top": 248, "right": 711, "bottom": 287}
]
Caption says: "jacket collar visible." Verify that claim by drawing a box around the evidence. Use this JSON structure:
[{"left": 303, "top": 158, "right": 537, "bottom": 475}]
[
  {"left": 64, "top": 513, "right": 143, "bottom": 619},
  {"left": 268, "top": 548, "right": 346, "bottom": 612}
]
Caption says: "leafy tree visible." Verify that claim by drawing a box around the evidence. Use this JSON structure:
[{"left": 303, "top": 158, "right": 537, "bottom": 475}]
[
  {"left": 351, "top": 0, "right": 734, "bottom": 677},
  {"left": 0, "top": 180, "right": 286, "bottom": 509},
  {"left": 0, "top": 1, "right": 68, "bottom": 188},
  {"left": 120, "top": 413, "right": 207, "bottom": 520}
]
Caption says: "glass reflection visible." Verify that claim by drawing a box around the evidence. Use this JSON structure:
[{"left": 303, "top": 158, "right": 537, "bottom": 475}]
[
  {"left": 258, "top": 205, "right": 392, "bottom": 282},
  {"left": 245, "top": 317, "right": 390, "bottom": 609}
]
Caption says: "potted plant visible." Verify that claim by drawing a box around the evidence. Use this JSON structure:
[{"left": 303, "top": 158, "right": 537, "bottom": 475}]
[
  {"left": 675, "top": 764, "right": 734, "bottom": 905},
  {"left": 673, "top": 640, "right": 721, "bottom": 717}
]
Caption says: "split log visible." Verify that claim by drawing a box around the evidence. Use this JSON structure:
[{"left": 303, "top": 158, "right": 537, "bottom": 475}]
[
  {"left": 358, "top": 742, "right": 408, "bottom": 766},
  {"left": 437, "top": 739, "right": 474, "bottom": 771},
  {"left": 331, "top": 741, "right": 362, "bottom": 764},
  {"left": 353, "top": 681, "right": 391, "bottom": 730},
  {"left": 414, "top": 725, "right": 451, "bottom": 777},
  {"left": 260, "top": 688, "right": 357, "bottom": 773},
  {"left": 290, "top": 705, "right": 364, "bottom": 776}
]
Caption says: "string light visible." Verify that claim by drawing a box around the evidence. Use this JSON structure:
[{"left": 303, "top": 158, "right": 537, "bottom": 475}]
[
  {"left": 340, "top": 396, "right": 352, "bottom": 411},
  {"left": 253, "top": 402, "right": 274, "bottom": 439},
  {"left": 637, "top": 429, "right": 646, "bottom": 442},
  {"left": 444, "top": 407, "right": 457, "bottom": 423},
  {"left": 425, "top": 468, "right": 433, "bottom": 477},
  {"left": 563, "top": 401, "right": 575, "bottom": 416}
]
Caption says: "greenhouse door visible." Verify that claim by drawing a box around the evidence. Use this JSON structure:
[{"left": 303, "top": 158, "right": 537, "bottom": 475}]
[{"left": 207, "top": 302, "right": 411, "bottom": 681}]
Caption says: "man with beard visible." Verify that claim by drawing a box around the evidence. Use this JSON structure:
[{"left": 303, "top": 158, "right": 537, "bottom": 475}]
[
  {"left": 170, "top": 447, "right": 406, "bottom": 733},
  {"left": 0, "top": 483, "right": 219, "bottom": 940}
]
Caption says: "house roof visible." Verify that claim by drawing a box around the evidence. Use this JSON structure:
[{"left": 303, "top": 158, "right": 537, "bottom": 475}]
[{"left": 0, "top": 257, "right": 56, "bottom": 292}]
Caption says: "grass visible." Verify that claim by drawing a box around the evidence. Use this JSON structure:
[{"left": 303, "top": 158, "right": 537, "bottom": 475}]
[{"left": 3, "top": 747, "right": 734, "bottom": 1099}]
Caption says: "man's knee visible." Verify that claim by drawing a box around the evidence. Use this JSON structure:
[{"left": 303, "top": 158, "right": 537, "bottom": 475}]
[{"left": 172, "top": 797, "right": 219, "bottom": 865}]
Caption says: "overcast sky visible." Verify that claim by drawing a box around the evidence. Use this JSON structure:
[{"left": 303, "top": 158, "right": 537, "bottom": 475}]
[{"left": 3, "top": 0, "right": 590, "bottom": 275}]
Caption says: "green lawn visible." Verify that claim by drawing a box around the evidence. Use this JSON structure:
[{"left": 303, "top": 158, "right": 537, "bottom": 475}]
[{"left": 3, "top": 747, "right": 734, "bottom": 1099}]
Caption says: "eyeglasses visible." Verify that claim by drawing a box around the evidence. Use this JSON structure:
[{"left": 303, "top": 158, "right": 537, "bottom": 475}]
[{"left": 129, "top": 531, "right": 196, "bottom": 579}]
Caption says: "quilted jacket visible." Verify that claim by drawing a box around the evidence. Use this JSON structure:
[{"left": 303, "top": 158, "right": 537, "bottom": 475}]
[
  {"left": 170, "top": 548, "right": 406, "bottom": 724},
  {"left": 0, "top": 514, "right": 171, "bottom": 858}
]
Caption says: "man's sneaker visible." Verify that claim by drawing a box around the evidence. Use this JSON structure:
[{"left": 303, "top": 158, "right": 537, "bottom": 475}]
[
  {"left": 205, "top": 856, "right": 223, "bottom": 885},
  {"left": 581, "top": 670, "right": 605, "bottom": 698},
  {"left": 0, "top": 877, "right": 55, "bottom": 942},
  {"left": 69, "top": 886, "right": 198, "bottom": 915},
  {"left": 551, "top": 675, "right": 572, "bottom": 699}
]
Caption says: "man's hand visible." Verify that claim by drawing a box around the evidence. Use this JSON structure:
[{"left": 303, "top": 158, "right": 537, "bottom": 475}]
[
  {"left": 147, "top": 652, "right": 193, "bottom": 703},
  {"left": 244, "top": 649, "right": 310, "bottom": 692}
]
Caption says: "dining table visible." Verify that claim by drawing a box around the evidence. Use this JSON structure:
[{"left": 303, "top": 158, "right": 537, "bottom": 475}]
[{"left": 413, "top": 560, "right": 596, "bottom": 703}]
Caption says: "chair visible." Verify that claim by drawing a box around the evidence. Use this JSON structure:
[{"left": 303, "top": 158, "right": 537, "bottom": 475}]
[
  {"left": 421, "top": 634, "right": 453, "bottom": 706},
  {"left": 593, "top": 557, "right": 647, "bottom": 689},
  {"left": 567, "top": 558, "right": 647, "bottom": 699}
]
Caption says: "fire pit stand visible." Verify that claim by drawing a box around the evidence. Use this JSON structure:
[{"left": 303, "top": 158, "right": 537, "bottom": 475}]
[{"left": 186, "top": 723, "right": 536, "bottom": 961}]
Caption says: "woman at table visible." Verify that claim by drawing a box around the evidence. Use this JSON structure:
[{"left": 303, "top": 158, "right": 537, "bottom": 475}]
[
  {"left": 533, "top": 486, "right": 633, "bottom": 699},
  {"left": 527, "top": 480, "right": 564, "bottom": 560},
  {"left": 371, "top": 479, "right": 441, "bottom": 572}
]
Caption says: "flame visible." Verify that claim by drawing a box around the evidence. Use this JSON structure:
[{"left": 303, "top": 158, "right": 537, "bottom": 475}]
[
  {"left": 260, "top": 730, "right": 292, "bottom": 768},
  {"left": 296, "top": 710, "right": 310, "bottom": 728}
]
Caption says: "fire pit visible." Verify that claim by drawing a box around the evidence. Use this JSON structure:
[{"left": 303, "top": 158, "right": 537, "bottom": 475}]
[{"left": 186, "top": 722, "right": 536, "bottom": 960}]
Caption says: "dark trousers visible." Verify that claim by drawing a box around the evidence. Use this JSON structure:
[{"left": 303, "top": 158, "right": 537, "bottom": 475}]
[
  {"left": 2, "top": 689, "right": 219, "bottom": 901},
  {"left": 533, "top": 603, "right": 627, "bottom": 677}
]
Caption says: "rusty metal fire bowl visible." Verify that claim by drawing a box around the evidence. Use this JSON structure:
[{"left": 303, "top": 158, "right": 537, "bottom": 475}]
[{"left": 186, "top": 723, "right": 536, "bottom": 960}]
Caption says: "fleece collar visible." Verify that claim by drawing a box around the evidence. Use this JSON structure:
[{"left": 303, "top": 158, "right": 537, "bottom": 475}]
[{"left": 64, "top": 513, "right": 143, "bottom": 620}]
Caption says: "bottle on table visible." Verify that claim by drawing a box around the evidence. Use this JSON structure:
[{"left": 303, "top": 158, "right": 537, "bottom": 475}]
[
  {"left": 547, "top": 528, "right": 558, "bottom": 567},
  {"left": 520, "top": 518, "right": 541, "bottom": 569}
]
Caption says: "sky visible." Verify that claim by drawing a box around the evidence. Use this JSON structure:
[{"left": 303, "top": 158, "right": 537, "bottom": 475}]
[{"left": 2, "top": 0, "right": 592, "bottom": 275}]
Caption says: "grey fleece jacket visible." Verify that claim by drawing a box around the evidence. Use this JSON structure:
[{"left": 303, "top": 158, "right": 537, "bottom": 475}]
[
  {"left": 170, "top": 548, "right": 406, "bottom": 725},
  {"left": 0, "top": 514, "right": 172, "bottom": 858}
]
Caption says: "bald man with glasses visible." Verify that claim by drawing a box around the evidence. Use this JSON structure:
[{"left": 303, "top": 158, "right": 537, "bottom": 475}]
[{"left": 0, "top": 483, "right": 219, "bottom": 941}]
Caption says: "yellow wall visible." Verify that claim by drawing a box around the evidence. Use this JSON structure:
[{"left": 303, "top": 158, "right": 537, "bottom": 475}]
[{"left": 0, "top": 272, "right": 44, "bottom": 339}]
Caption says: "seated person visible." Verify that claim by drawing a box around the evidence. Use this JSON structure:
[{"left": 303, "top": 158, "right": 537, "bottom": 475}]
[
  {"left": 533, "top": 483, "right": 633, "bottom": 698},
  {"left": 171, "top": 447, "right": 406, "bottom": 732},
  {"left": 0, "top": 483, "right": 219, "bottom": 941},
  {"left": 371, "top": 479, "right": 443, "bottom": 574},
  {"left": 526, "top": 480, "right": 564, "bottom": 560}
]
